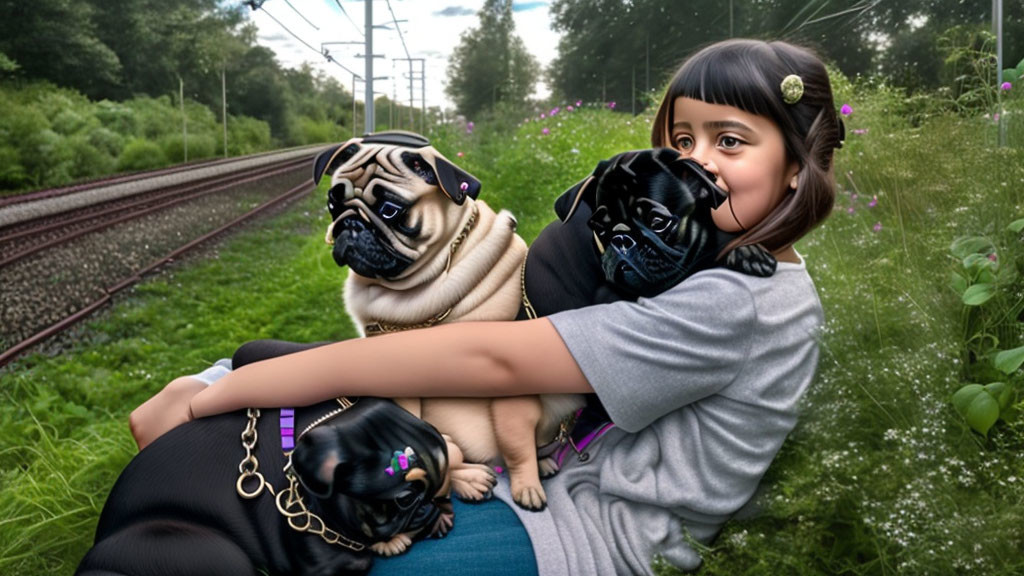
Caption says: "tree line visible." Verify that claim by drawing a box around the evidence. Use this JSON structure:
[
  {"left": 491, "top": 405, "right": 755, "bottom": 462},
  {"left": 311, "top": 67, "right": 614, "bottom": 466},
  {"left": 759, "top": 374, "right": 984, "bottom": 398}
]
[{"left": 448, "top": 0, "right": 1024, "bottom": 118}]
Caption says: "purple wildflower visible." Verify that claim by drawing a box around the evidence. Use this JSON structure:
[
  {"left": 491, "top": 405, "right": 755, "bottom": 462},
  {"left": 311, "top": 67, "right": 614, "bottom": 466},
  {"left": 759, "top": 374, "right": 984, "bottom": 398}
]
[
  {"left": 608, "top": 101, "right": 616, "bottom": 109},
  {"left": 988, "top": 253, "right": 998, "bottom": 262},
  {"left": 873, "top": 222, "right": 882, "bottom": 232},
  {"left": 847, "top": 206, "right": 855, "bottom": 215},
  {"left": 567, "top": 105, "right": 574, "bottom": 112},
  {"left": 466, "top": 121, "right": 474, "bottom": 134},
  {"left": 868, "top": 195, "right": 877, "bottom": 208},
  {"left": 575, "top": 100, "right": 582, "bottom": 107},
  {"left": 853, "top": 128, "right": 868, "bottom": 135},
  {"left": 1001, "top": 82, "right": 1012, "bottom": 91},
  {"left": 550, "top": 107, "right": 560, "bottom": 116},
  {"left": 542, "top": 127, "right": 550, "bottom": 135},
  {"left": 841, "top": 104, "right": 853, "bottom": 116}
]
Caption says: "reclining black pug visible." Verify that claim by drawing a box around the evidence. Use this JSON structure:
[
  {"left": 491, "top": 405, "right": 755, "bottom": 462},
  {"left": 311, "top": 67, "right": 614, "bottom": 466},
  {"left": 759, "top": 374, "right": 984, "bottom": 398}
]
[
  {"left": 76, "top": 396, "right": 451, "bottom": 576},
  {"left": 235, "top": 133, "right": 777, "bottom": 513}
]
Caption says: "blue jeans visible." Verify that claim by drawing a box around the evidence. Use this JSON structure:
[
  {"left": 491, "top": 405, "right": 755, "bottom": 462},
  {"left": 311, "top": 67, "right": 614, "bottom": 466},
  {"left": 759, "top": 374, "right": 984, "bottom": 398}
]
[{"left": 370, "top": 497, "right": 538, "bottom": 575}]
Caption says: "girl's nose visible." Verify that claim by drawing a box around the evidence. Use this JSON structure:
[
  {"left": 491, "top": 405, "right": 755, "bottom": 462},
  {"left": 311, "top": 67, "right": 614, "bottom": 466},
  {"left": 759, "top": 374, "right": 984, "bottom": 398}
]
[{"left": 686, "top": 143, "right": 718, "bottom": 176}]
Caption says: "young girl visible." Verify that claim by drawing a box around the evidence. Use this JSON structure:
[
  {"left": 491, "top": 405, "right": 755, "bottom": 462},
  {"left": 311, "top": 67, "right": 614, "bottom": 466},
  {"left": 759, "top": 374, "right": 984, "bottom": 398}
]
[{"left": 134, "top": 38, "right": 841, "bottom": 575}]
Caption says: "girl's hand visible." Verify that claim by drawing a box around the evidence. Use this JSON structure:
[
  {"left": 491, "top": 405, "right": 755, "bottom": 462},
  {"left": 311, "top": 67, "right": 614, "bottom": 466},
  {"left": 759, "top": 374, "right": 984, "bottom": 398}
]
[{"left": 129, "top": 376, "right": 205, "bottom": 450}]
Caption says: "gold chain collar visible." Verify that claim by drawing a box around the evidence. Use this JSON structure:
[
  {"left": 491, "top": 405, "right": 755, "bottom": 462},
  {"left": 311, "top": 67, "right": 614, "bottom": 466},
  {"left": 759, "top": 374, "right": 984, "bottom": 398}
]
[
  {"left": 363, "top": 203, "right": 479, "bottom": 337},
  {"left": 519, "top": 249, "right": 537, "bottom": 320},
  {"left": 235, "top": 398, "right": 365, "bottom": 552}
]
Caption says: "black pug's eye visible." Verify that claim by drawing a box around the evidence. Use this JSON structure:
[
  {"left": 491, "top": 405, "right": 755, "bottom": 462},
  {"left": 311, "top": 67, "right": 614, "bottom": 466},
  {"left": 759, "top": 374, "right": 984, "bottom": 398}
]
[
  {"left": 379, "top": 201, "right": 404, "bottom": 220},
  {"left": 648, "top": 214, "right": 671, "bottom": 233},
  {"left": 394, "top": 487, "right": 422, "bottom": 510}
]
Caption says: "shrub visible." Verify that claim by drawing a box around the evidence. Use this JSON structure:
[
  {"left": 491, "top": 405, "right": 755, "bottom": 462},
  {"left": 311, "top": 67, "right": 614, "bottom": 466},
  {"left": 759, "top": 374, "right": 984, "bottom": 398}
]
[
  {"left": 117, "top": 138, "right": 166, "bottom": 172},
  {"left": 226, "top": 115, "right": 271, "bottom": 156}
]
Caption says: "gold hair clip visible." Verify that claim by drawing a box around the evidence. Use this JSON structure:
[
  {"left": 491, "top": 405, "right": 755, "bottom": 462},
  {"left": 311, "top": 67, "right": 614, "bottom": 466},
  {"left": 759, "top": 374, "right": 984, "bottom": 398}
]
[{"left": 780, "top": 74, "right": 804, "bottom": 105}]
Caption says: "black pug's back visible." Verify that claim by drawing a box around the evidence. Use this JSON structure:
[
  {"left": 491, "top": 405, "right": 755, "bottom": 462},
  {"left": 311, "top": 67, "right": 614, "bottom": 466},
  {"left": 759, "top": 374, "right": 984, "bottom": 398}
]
[{"left": 77, "top": 397, "right": 447, "bottom": 576}]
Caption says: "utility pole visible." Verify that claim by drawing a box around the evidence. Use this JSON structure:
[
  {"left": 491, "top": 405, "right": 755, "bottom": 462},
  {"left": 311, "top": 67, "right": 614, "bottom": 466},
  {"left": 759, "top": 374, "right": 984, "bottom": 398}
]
[
  {"left": 179, "top": 76, "right": 188, "bottom": 162},
  {"left": 364, "top": 0, "right": 374, "bottom": 134},
  {"left": 395, "top": 57, "right": 425, "bottom": 133},
  {"left": 419, "top": 59, "right": 425, "bottom": 134},
  {"left": 995, "top": 0, "right": 1006, "bottom": 147},
  {"left": 221, "top": 67, "right": 228, "bottom": 157}
]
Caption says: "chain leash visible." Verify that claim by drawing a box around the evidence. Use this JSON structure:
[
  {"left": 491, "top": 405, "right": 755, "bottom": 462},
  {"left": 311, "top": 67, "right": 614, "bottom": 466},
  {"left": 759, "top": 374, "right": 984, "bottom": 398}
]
[{"left": 235, "top": 405, "right": 365, "bottom": 552}]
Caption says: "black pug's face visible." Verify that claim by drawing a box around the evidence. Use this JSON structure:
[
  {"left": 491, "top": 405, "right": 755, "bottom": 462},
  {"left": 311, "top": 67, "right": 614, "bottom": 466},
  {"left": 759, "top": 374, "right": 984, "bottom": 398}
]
[
  {"left": 587, "top": 148, "right": 727, "bottom": 297},
  {"left": 289, "top": 398, "right": 449, "bottom": 545}
]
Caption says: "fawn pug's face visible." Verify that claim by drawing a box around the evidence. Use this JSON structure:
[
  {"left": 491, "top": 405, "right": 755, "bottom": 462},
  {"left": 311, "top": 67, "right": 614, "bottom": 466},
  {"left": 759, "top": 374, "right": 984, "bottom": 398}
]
[
  {"left": 562, "top": 148, "right": 728, "bottom": 297},
  {"left": 313, "top": 133, "right": 481, "bottom": 281}
]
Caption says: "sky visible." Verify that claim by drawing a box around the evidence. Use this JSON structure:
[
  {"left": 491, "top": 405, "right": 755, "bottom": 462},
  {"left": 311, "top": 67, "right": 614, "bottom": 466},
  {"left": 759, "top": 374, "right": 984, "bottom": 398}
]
[{"left": 246, "top": 0, "right": 560, "bottom": 111}]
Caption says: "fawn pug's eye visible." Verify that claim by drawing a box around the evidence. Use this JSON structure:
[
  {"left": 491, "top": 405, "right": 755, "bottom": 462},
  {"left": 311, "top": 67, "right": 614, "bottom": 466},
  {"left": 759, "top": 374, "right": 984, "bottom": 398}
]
[{"left": 379, "top": 201, "right": 404, "bottom": 220}]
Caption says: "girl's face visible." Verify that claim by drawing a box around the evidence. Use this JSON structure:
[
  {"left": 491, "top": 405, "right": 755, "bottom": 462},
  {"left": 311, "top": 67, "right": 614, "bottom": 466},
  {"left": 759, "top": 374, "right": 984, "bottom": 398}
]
[{"left": 669, "top": 97, "right": 799, "bottom": 233}]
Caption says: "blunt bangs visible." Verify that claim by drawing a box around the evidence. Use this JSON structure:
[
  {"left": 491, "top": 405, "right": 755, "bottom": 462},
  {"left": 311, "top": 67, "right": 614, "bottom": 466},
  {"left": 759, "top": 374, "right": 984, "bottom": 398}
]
[{"left": 673, "top": 44, "right": 781, "bottom": 122}]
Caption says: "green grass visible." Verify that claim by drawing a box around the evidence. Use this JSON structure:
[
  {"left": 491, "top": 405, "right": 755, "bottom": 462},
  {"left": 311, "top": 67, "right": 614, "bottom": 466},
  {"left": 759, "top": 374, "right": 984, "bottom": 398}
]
[{"left": 2, "top": 91, "right": 1024, "bottom": 574}]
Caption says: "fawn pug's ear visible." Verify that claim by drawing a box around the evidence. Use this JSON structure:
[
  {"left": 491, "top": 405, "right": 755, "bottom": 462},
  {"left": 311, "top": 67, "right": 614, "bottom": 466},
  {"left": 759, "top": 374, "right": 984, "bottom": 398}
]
[
  {"left": 313, "top": 139, "right": 362, "bottom": 185},
  {"left": 415, "top": 149, "right": 481, "bottom": 205}
]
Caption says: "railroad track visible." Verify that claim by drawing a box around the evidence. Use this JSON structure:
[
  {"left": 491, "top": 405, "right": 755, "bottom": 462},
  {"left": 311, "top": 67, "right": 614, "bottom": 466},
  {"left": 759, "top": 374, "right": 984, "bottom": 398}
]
[{"left": 0, "top": 147, "right": 324, "bottom": 367}]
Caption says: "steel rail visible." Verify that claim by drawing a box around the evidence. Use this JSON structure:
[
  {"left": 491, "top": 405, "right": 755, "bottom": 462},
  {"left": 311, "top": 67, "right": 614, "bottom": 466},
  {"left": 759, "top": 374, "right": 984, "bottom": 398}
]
[
  {"left": 0, "top": 179, "right": 317, "bottom": 368},
  {"left": 0, "top": 157, "right": 309, "bottom": 269},
  {"left": 0, "top": 145, "right": 322, "bottom": 209}
]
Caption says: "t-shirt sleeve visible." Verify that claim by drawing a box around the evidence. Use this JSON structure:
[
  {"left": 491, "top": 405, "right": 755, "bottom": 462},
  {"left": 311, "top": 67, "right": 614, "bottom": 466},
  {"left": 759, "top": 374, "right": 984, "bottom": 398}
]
[{"left": 547, "top": 270, "right": 757, "bottom": 432}]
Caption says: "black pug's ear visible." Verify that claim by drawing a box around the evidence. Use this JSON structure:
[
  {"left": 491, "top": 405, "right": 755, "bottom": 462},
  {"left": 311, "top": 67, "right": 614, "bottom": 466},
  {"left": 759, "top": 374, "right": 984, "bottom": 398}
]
[
  {"left": 723, "top": 244, "right": 778, "bottom": 278},
  {"left": 313, "top": 140, "right": 361, "bottom": 185},
  {"left": 670, "top": 155, "right": 728, "bottom": 209},
  {"left": 553, "top": 175, "right": 597, "bottom": 222},
  {"left": 417, "top": 149, "right": 481, "bottom": 205},
  {"left": 290, "top": 426, "right": 353, "bottom": 498},
  {"left": 555, "top": 153, "right": 628, "bottom": 221}
]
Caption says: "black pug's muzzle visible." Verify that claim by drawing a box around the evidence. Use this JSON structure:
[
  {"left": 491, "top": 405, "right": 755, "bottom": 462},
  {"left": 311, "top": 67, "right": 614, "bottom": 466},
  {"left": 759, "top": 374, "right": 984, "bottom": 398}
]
[
  {"left": 290, "top": 397, "right": 449, "bottom": 544},
  {"left": 559, "top": 148, "right": 728, "bottom": 297}
]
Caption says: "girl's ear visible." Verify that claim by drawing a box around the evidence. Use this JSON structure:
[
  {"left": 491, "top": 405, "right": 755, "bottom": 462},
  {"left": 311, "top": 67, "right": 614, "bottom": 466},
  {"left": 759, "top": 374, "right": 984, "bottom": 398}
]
[{"left": 787, "top": 162, "right": 800, "bottom": 191}]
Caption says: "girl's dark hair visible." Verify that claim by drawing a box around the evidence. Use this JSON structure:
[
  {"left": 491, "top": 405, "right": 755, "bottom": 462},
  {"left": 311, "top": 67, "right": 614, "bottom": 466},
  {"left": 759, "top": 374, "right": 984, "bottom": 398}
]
[{"left": 651, "top": 39, "right": 841, "bottom": 258}]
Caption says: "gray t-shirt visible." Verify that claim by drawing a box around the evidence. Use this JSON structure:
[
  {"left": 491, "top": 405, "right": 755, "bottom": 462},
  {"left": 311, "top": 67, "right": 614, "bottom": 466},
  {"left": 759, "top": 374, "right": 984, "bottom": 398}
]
[{"left": 494, "top": 254, "right": 823, "bottom": 575}]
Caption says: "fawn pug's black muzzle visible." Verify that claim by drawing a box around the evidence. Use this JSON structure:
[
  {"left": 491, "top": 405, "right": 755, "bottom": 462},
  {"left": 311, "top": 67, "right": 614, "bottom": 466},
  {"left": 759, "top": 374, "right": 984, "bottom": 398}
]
[
  {"left": 586, "top": 150, "right": 728, "bottom": 297},
  {"left": 326, "top": 182, "right": 416, "bottom": 279},
  {"left": 316, "top": 132, "right": 482, "bottom": 282}
]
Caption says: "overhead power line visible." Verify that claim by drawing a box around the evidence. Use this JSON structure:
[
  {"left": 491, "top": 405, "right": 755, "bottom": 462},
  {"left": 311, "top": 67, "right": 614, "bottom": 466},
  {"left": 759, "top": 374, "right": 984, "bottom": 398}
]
[
  {"left": 335, "top": 0, "right": 365, "bottom": 37},
  {"left": 384, "top": 0, "right": 410, "bottom": 60},
  {"left": 252, "top": 3, "right": 362, "bottom": 80},
  {"left": 283, "top": 0, "right": 319, "bottom": 30}
]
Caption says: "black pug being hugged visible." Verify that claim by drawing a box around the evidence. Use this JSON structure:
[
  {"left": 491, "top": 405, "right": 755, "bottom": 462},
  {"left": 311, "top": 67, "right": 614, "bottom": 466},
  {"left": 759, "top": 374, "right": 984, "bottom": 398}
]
[
  {"left": 520, "top": 146, "right": 777, "bottom": 319},
  {"left": 76, "top": 397, "right": 450, "bottom": 576}
]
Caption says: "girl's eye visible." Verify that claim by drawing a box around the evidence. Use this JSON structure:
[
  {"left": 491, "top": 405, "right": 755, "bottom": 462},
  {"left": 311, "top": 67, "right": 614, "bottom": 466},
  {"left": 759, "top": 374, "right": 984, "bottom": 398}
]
[
  {"left": 719, "top": 136, "right": 742, "bottom": 150},
  {"left": 379, "top": 201, "right": 404, "bottom": 220},
  {"left": 673, "top": 135, "right": 693, "bottom": 150}
]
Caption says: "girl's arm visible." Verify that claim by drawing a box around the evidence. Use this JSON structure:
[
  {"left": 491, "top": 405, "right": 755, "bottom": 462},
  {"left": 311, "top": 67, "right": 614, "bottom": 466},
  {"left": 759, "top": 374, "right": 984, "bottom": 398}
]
[{"left": 189, "top": 317, "right": 593, "bottom": 418}]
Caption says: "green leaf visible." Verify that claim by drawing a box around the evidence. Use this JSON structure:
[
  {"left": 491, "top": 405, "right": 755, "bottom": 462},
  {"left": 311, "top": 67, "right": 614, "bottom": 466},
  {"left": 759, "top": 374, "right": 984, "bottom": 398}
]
[
  {"left": 952, "top": 384, "right": 1000, "bottom": 436},
  {"left": 1003, "top": 69, "right": 1018, "bottom": 83},
  {"left": 962, "top": 283, "right": 995, "bottom": 306},
  {"left": 962, "top": 253, "right": 990, "bottom": 271},
  {"left": 983, "top": 382, "right": 1014, "bottom": 411},
  {"left": 951, "top": 236, "right": 993, "bottom": 259},
  {"left": 1007, "top": 218, "right": 1024, "bottom": 233},
  {"left": 950, "top": 271, "right": 968, "bottom": 295},
  {"left": 952, "top": 384, "right": 984, "bottom": 414},
  {"left": 994, "top": 345, "right": 1024, "bottom": 374}
]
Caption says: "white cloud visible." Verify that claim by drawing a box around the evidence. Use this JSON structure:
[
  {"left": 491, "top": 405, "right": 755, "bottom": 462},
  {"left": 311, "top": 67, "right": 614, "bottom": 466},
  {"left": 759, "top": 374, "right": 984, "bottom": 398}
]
[{"left": 246, "top": 0, "right": 559, "bottom": 111}]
